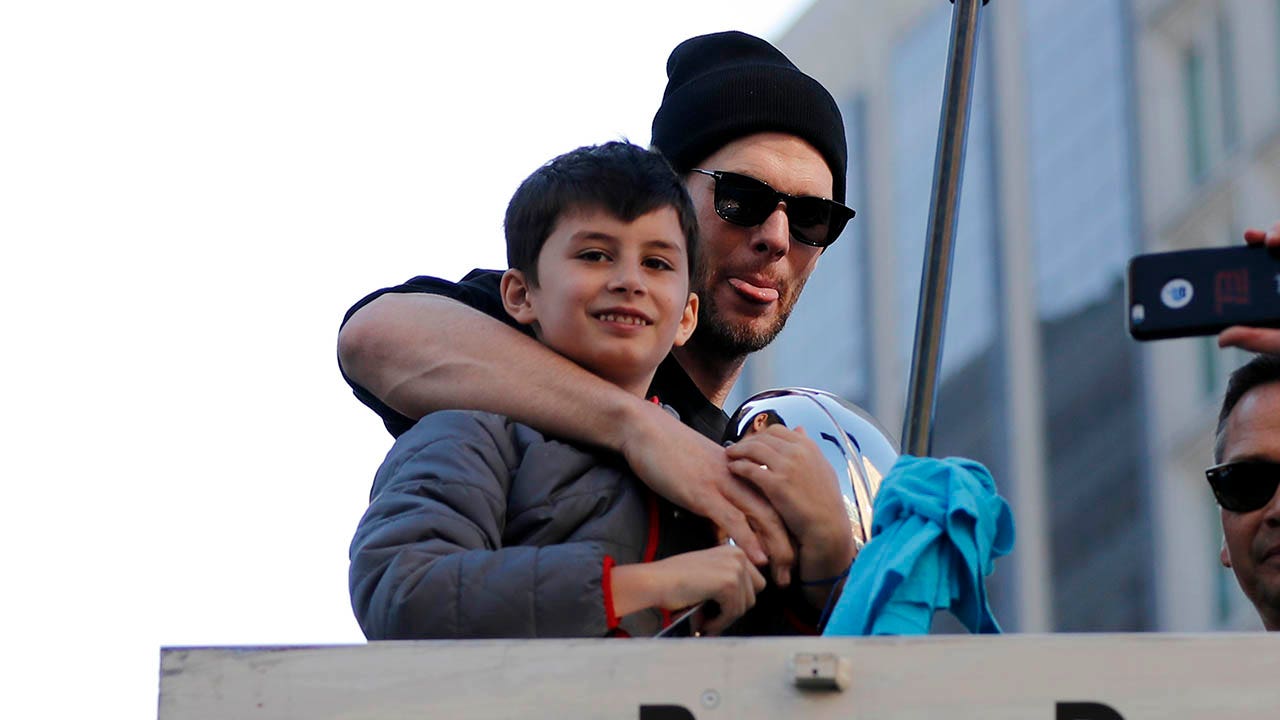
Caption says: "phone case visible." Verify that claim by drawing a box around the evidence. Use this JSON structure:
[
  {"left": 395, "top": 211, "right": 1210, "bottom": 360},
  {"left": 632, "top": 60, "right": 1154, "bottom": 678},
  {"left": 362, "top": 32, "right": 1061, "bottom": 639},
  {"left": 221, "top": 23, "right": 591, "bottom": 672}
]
[{"left": 1126, "top": 245, "right": 1280, "bottom": 341}]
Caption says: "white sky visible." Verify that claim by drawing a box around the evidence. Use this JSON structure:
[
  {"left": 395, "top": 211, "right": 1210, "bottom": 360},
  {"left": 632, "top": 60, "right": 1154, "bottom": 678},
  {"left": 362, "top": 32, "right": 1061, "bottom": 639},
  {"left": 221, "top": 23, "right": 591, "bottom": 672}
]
[{"left": 0, "top": 1, "right": 812, "bottom": 717}]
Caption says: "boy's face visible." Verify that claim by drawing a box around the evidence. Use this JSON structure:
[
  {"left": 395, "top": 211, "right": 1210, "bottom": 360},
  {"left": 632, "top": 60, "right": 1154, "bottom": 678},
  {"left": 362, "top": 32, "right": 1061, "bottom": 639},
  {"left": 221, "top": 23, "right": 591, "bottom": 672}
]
[{"left": 501, "top": 206, "right": 698, "bottom": 397}]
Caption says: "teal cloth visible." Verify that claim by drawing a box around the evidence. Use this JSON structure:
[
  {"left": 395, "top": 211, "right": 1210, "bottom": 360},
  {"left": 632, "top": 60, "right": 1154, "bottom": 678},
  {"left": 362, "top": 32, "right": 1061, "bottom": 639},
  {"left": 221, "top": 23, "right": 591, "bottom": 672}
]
[{"left": 822, "top": 455, "right": 1015, "bottom": 636}]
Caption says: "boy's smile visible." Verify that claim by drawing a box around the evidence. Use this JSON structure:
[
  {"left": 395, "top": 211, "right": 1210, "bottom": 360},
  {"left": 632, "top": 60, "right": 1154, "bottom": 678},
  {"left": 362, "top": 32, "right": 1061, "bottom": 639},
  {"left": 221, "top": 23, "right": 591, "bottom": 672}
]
[{"left": 502, "top": 206, "right": 698, "bottom": 397}]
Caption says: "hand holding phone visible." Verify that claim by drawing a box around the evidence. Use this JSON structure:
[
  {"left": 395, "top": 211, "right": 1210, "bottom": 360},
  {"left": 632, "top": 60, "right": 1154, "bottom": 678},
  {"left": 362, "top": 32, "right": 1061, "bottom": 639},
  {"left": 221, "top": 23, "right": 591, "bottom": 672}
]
[
  {"left": 1127, "top": 243, "right": 1280, "bottom": 341},
  {"left": 1218, "top": 222, "right": 1280, "bottom": 352}
]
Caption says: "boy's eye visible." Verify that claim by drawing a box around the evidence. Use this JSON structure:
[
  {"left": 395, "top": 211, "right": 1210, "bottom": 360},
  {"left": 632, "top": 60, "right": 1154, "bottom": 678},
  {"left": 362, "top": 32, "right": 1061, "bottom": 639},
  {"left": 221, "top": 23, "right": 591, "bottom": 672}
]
[
  {"left": 577, "top": 250, "right": 610, "bottom": 262},
  {"left": 643, "top": 257, "right": 676, "bottom": 271}
]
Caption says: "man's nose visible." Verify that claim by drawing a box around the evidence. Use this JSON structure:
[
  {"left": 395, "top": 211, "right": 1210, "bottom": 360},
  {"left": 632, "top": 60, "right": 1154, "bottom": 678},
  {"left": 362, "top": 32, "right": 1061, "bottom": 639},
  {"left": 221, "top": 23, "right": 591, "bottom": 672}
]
[{"left": 750, "top": 204, "right": 790, "bottom": 258}]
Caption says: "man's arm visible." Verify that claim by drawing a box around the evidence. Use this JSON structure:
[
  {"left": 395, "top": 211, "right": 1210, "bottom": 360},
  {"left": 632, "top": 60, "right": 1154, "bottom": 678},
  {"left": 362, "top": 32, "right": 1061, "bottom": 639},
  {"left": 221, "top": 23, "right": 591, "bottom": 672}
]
[
  {"left": 338, "top": 292, "right": 793, "bottom": 575},
  {"left": 1218, "top": 221, "right": 1280, "bottom": 353},
  {"left": 340, "top": 292, "right": 624, "bottom": 434}
]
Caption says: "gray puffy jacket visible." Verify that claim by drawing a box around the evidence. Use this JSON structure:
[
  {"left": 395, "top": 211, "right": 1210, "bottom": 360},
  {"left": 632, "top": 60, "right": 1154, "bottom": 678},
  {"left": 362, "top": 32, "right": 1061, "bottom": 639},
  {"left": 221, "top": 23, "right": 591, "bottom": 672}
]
[{"left": 349, "top": 409, "right": 706, "bottom": 638}]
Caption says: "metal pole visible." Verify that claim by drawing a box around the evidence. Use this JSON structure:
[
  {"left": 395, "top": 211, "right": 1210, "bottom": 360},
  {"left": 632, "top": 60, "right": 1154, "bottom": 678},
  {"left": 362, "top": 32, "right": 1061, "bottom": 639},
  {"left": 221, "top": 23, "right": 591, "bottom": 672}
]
[{"left": 901, "top": 0, "right": 988, "bottom": 457}]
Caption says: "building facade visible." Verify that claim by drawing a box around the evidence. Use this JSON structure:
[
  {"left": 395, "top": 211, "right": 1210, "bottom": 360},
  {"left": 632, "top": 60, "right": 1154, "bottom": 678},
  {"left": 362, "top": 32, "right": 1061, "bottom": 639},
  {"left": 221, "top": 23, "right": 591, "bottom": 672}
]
[{"left": 735, "top": 0, "right": 1280, "bottom": 632}]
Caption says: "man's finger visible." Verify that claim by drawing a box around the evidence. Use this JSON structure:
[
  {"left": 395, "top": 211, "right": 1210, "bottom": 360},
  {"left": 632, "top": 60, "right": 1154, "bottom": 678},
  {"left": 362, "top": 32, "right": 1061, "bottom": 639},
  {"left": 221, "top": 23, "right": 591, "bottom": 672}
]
[
  {"left": 721, "top": 477, "right": 794, "bottom": 585},
  {"left": 732, "top": 425, "right": 798, "bottom": 458},
  {"left": 728, "top": 458, "right": 785, "bottom": 498},
  {"left": 705, "top": 499, "right": 767, "bottom": 566},
  {"left": 1242, "top": 223, "right": 1280, "bottom": 246},
  {"left": 728, "top": 430, "right": 817, "bottom": 482},
  {"left": 1219, "top": 326, "right": 1280, "bottom": 354},
  {"left": 1219, "top": 326, "right": 1247, "bottom": 347}
]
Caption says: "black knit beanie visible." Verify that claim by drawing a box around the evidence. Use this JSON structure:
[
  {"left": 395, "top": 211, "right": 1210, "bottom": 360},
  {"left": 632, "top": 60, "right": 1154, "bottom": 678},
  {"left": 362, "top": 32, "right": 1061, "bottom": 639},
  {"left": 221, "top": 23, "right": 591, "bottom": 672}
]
[{"left": 651, "top": 31, "right": 847, "bottom": 204}]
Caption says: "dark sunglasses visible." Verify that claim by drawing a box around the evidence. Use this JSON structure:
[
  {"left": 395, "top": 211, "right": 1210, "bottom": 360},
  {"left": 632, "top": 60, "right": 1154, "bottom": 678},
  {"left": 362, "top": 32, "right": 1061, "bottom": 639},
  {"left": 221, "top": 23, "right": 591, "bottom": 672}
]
[
  {"left": 1205, "top": 460, "right": 1280, "bottom": 512},
  {"left": 691, "top": 169, "right": 855, "bottom": 248}
]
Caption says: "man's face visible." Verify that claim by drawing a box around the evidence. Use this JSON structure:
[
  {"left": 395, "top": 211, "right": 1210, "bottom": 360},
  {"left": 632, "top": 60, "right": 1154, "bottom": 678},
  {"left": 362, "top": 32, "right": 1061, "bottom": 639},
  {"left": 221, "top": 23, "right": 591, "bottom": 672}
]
[
  {"left": 684, "top": 132, "right": 834, "bottom": 358},
  {"left": 1219, "top": 381, "right": 1280, "bottom": 631},
  {"left": 504, "top": 206, "right": 697, "bottom": 397}
]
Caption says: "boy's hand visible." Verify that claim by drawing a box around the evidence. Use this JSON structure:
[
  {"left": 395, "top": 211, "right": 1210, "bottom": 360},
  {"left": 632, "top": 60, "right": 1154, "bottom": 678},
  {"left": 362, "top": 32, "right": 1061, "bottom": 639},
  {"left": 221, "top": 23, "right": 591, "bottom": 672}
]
[
  {"left": 1218, "top": 220, "right": 1280, "bottom": 353},
  {"left": 619, "top": 401, "right": 796, "bottom": 585},
  {"left": 725, "top": 425, "right": 858, "bottom": 608},
  {"left": 653, "top": 545, "right": 768, "bottom": 636},
  {"left": 611, "top": 545, "right": 766, "bottom": 636}
]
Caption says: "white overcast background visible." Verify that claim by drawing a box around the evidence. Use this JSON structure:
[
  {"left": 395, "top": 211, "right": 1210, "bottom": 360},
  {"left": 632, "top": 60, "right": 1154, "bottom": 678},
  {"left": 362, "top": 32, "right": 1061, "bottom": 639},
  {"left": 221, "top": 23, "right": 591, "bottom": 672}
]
[{"left": 0, "top": 1, "right": 811, "bottom": 717}]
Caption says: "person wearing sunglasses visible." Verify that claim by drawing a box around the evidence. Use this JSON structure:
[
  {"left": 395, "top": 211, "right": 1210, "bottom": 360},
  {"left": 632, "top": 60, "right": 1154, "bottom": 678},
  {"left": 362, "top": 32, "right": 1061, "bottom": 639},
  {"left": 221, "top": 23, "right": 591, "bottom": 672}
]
[
  {"left": 338, "top": 31, "right": 859, "bottom": 629},
  {"left": 1209, "top": 353, "right": 1280, "bottom": 631}
]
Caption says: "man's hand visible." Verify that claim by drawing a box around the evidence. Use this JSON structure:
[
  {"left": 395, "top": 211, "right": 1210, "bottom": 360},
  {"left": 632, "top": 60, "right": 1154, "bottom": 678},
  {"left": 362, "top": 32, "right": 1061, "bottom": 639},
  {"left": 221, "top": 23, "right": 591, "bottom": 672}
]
[
  {"left": 618, "top": 401, "right": 796, "bottom": 586},
  {"left": 342, "top": 294, "right": 799, "bottom": 580},
  {"left": 612, "top": 545, "right": 767, "bottom": 636},
  {"left": 1219, "top": 221, "right": 1280, "bottom": 353},
  {"left": 725, "top": 425, "right": 858, "bottom": 608}
]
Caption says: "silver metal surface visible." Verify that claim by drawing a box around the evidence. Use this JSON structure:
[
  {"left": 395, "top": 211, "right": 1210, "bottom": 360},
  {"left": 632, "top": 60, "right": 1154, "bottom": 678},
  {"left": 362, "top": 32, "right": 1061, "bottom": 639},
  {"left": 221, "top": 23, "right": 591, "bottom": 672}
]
[
  {"left": 652, "top": 604, "right": 701, "bottom": 638},
  {"left": 902, "top": 0, "right": 987, "bottom": 457},
  {"left": 723, "top": 388, "right": 899, "bottom": 547}
]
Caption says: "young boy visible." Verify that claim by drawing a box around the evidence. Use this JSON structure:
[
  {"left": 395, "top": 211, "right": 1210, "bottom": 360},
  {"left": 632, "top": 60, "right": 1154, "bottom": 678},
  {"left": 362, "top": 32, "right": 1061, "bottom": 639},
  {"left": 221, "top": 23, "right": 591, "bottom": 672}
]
[{"left": 349, "top": 142, "right": 766, "bottom": 638}]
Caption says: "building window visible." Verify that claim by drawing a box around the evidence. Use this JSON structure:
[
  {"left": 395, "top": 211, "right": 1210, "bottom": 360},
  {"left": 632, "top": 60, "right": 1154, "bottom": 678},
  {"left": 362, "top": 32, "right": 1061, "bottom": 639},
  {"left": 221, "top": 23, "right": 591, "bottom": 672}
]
[
  {"left": 1215, "top": 11, "right": 1239, "bottom": 152},
  {"left": 1200, "top": 335, "right": 1220, "bottom": 399},
  {"left": 1183, "top": 46, "right": 1209, "bottom": 184}
]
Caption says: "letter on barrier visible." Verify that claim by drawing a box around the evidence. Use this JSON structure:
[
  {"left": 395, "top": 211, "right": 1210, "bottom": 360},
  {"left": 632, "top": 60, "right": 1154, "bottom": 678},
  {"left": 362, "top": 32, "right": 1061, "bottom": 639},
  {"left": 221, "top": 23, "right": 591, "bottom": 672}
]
[
  {"left": 1057, "top": 701, "right": 1125, "bottom": 720},
  {"left": 638, "top": 705, "right": 697, "bottom": 720}
]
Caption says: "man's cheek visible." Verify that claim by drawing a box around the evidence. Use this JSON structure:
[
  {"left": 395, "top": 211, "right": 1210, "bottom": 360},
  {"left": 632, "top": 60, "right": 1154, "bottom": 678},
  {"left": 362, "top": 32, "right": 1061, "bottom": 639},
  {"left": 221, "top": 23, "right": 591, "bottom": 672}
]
[{"left": 1221, "top": 516, "right": 1251, "bottom": 568}]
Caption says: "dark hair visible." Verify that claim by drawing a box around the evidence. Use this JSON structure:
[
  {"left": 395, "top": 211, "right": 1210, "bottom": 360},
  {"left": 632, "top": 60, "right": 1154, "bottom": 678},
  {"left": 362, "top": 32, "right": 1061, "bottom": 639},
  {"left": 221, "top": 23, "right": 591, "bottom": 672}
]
[
  {"left": 1214, "top": 353, "right": 1280, "bottom": 462},
  {"left": 504, "top": 141, "right": 700, "bottom": 285}
]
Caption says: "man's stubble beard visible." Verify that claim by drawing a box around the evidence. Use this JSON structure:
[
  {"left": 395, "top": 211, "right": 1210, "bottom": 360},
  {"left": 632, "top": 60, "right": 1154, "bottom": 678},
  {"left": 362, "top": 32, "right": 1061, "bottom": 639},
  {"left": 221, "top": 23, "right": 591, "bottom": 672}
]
[
  {"left": 1252, "top": 530, "right": 1280, "bottom": 626},
  {"left": 688, "top": 270, "right": 809, "bottom": 361}
]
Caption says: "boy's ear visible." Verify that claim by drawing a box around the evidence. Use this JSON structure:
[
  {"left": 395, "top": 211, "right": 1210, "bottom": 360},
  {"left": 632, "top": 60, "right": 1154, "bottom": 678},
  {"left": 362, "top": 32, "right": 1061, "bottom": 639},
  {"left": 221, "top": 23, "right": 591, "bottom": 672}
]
[
  {"left": 1221, "top": 535, "right": 1233, "bottom": 568},
  {"left": 500, "top": 269, "right": 538, "bottom": 326},
  {"left": 673, "top": 292, "right": 698, "bottom": 347}
]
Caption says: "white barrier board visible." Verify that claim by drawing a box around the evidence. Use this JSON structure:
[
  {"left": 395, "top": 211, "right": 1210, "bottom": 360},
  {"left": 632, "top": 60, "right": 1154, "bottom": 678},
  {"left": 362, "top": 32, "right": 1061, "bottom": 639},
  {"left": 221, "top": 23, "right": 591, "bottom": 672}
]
[{"left": 158, "top": 634, "right": 1279, "bottom": 719}]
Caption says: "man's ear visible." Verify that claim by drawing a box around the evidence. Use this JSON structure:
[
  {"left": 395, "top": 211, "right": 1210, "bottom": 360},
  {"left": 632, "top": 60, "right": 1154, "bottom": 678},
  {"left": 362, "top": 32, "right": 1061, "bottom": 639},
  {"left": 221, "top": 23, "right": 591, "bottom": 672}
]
[
  {"left": 1221, "top": 534, "right": 1232, "bottom": 568},
  {"left": 673, "top": 292, "right": 698, "bottom": 347},
  {"left": 500, "top": 268, "right": 538, "bottom": 326}
]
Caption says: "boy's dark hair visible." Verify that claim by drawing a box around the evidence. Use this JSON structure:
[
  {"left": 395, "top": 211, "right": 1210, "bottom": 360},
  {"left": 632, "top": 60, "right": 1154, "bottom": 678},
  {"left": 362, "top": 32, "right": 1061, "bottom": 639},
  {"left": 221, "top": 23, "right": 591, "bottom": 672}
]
[
  {"left": 504, "top": 141, "right": 700, "bottom": 285},
  {"left": 1215, "top": 353, "right": 1280, "bottom": 462}
]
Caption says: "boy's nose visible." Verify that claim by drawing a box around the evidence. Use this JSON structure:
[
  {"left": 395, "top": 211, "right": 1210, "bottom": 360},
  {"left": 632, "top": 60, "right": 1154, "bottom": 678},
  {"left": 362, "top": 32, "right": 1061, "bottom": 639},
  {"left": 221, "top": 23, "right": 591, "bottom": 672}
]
[
  {"left": 607, "top": 265, "right": 646, "bottom": 295},
  {"left": 751, "top": 204, "right": 790, "bottom": 258}
]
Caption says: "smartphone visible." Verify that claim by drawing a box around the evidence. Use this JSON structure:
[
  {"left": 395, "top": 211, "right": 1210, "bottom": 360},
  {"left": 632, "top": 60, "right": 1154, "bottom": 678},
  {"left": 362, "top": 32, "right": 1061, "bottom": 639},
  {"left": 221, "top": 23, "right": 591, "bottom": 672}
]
[{"left": 1127, "top": 244, "right": 1280, "bottom": 341}]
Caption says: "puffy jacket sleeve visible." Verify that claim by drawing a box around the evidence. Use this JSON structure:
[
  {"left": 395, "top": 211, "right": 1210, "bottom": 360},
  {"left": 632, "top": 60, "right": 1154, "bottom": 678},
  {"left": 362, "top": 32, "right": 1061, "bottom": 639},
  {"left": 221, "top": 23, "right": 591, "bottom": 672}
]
[{"left": 349, "top": 410, "right": 611, "bottom": 639}]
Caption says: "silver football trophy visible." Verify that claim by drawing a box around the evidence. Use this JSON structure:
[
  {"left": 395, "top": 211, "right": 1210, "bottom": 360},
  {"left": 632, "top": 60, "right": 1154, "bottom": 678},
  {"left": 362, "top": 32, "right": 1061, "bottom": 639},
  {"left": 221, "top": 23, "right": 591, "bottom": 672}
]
[{"left": 723, "top": 388, "right": 899, "bottom": 550}]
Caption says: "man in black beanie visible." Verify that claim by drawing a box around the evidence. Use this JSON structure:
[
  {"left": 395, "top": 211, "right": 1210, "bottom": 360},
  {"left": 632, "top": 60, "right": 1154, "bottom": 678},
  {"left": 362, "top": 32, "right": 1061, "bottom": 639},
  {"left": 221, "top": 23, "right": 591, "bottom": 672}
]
[
  {"left": 648, "top": 31, "right": 850, "bottom": 409},
  {"left": 338, "top": 31, "right": 857, "bottom": 631}
]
